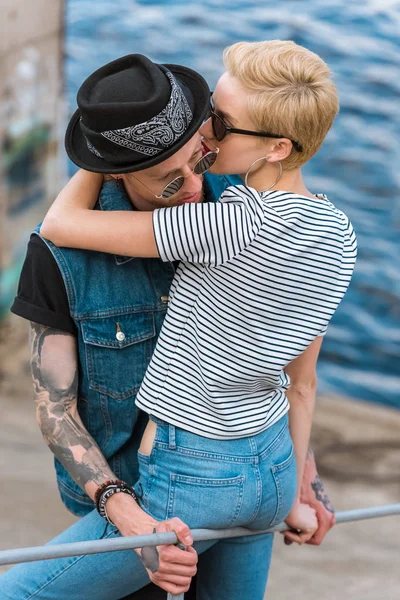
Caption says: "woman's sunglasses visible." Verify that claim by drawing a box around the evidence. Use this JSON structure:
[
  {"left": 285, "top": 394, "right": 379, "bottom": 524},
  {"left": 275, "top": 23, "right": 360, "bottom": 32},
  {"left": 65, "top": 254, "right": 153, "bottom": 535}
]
[{"left": 209, "top": 97, "right": 303, "bottom": 153}]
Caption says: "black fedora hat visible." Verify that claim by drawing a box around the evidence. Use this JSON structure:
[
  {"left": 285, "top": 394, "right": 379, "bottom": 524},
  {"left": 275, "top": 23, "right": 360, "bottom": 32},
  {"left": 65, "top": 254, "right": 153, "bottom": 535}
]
[{"left": 65, "top": 54, "right": 210, "bottom": 173}]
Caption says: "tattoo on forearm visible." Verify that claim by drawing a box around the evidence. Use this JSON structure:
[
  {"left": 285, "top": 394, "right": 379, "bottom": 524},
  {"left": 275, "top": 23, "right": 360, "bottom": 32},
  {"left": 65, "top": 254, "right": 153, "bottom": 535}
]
[
  {"left": 311, "top": 474, "right": 335, "bottom": 514},
  {"left": 30, "top": 323, "right": 114, "bottom": 490},
  {"left": 140, "top": 528, "right": 160, "bottom": 573}
]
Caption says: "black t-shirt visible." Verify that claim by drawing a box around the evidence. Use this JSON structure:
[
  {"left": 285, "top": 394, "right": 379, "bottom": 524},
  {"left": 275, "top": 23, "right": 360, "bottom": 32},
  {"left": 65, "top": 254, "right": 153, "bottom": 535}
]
[{"left": 11, "top": 234, "right": 77, "bottom": 335}]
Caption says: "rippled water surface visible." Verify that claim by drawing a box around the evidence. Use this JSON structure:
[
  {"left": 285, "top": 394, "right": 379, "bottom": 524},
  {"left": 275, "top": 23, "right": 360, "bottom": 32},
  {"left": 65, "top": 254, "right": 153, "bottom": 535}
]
[{"left": 66, "top": 0, "right": 400, "bottom": 408}]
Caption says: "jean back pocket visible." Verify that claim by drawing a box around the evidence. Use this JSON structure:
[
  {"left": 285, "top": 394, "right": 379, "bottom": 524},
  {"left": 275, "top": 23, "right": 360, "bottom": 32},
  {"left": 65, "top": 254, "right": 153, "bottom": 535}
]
[{"left": 167, "top": 474, "right": 244, "bottom": 529}]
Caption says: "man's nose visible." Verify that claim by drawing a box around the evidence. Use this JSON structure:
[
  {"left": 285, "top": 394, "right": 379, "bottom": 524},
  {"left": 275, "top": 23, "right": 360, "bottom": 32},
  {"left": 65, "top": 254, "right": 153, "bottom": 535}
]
[{"left": 182, "top": 171, "right": 203, "bottom": 195}]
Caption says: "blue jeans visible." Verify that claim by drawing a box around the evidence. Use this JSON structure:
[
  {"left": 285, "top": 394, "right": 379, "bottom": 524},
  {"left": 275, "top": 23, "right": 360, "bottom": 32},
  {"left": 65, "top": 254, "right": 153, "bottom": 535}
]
[{"left": 0, "top": 414, "right": 296, "bottom": 599}]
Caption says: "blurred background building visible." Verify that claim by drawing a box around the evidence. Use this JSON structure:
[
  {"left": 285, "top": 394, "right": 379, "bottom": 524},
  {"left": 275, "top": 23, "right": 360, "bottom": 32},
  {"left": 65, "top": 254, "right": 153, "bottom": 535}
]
[
  {"left": 1, "top": 0, "right": 65, "bottom": 318},
  {"left": 0, "top": 1, "right": 399, "bottom": 598}
]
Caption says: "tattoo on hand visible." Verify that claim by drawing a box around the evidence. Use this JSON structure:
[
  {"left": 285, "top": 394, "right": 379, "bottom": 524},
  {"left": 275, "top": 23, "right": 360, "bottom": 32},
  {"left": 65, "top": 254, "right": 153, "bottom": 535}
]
[
  {"left": 311, "top": 474, "right": 335, "bottom": 514},
  {"left": 140, "top": 528, "right": 160, "bottom": 573},
  {"left": 30, "top": 323, "right": 114, "bottom": 490}
]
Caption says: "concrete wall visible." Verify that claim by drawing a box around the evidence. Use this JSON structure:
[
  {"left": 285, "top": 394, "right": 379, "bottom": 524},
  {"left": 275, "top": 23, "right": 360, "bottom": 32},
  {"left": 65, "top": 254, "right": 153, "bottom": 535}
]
[{"left": 0, "top": 0, "right": 65, "bottom": 318}]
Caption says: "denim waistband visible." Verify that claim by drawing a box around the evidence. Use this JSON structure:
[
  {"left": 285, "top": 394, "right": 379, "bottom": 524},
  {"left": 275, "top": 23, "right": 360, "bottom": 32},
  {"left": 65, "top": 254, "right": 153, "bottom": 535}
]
[{"left": 149, "top": 413, "right": 289, "bottom": 458}]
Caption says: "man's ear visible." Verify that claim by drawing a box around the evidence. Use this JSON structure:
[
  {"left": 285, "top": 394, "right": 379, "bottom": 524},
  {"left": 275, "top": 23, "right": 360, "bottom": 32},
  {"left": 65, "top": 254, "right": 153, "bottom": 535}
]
[{"left": 267, "top": 139, "right": 293, "bottom": 163}]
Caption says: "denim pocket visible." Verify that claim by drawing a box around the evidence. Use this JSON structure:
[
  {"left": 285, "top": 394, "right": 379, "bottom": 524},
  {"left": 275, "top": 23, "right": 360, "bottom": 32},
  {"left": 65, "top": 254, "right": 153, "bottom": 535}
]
[
  {"left": 136, "top": 437, "right": 157, "bottom": 512},
  {"left": 81, "top": 311, "right": 155, "bottom": 400},
  {"left": 269, "top": 443, "right": 297, "bottom": 528},
  {"left": 167, "top": 474, "right": 244, "bottom": 529}
]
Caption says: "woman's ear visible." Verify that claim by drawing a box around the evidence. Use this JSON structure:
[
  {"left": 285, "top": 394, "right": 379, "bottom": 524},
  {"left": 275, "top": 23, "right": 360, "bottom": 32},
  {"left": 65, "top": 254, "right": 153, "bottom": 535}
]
[{"left": 267, "top": 139, "right": 293, "bottom": 163}]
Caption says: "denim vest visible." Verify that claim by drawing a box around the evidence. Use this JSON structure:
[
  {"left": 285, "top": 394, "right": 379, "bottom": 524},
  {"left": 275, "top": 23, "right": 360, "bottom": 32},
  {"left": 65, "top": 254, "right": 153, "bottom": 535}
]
[{"left": 35, "top": 173, "right": 241, "bottom": 516}]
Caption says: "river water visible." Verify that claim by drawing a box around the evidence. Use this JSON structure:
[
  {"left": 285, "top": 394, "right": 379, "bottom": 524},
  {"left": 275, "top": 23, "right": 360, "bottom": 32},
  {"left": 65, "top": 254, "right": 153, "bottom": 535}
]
[{"left": 65, "top": 0, "right": 400, "bottom": 408}]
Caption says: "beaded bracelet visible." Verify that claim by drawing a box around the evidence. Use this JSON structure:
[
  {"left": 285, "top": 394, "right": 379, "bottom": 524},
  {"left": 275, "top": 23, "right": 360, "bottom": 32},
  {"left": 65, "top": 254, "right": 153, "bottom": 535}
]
[
  {"left": 95, "top": 480, "right": 137, "bottom": 525},
  {"left": 94, "top": 479, "right": 123, "bottom": 510}
]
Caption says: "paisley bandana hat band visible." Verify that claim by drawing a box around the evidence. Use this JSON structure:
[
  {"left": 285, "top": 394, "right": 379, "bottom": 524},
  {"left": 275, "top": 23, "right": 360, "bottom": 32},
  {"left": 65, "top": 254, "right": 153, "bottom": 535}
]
[{"left": 83, "top": 71, "right": 193, "bottom": 159}]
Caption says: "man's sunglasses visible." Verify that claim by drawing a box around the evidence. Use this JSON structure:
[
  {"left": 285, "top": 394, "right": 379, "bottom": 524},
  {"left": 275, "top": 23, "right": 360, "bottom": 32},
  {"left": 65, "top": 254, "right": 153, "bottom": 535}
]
[
  {"left": 209, "top": 97, "right": 303, "bottom": 153},
  {"left": 133, "top": 144, "right": 219, "bottom": 200}
]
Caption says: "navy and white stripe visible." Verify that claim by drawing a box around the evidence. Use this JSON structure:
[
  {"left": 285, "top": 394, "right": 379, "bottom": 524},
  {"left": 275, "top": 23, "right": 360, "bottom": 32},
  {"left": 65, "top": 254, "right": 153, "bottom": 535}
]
[{"left": 135, "top": 185, "right": 357, "bottom": 440}]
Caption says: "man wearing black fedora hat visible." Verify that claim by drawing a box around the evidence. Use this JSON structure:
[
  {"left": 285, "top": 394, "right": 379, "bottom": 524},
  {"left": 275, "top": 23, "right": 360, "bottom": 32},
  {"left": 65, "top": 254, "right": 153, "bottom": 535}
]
[
  {"left": 5, "top": 53, "right": 335, "bottom": 599},
  {"left": 66, "top": 54, "right": 211, "bottom": 176},
  {"left": 5, "top": 52, "right": 239, "bottom": 600}
]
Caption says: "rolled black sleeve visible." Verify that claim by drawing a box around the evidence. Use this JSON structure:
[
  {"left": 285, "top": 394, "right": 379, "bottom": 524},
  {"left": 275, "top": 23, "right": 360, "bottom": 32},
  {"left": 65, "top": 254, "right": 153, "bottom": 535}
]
[{"left": 11, "top": 235, "right": 77, "bottom": 335}]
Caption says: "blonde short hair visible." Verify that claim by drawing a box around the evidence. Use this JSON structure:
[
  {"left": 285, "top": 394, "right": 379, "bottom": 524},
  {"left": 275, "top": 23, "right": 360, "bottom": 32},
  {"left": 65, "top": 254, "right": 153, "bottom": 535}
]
[{"left": 223, "top": 40, "right": 339, "bottom": 169}]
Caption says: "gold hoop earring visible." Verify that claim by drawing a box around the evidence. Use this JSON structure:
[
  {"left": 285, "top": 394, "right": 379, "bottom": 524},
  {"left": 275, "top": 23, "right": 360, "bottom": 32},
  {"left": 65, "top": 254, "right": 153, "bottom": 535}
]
[{"left": 244, "top": 156, "right": 283, "bottom": 192}]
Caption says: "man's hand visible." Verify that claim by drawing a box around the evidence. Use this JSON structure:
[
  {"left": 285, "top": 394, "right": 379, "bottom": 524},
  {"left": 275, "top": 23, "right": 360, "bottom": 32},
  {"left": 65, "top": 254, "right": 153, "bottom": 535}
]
[
  {"left": 283, "top": 448, "right": 335, "bottom": 546},
  {"left": 107, "top": 493, "right": 197, "bottom": 595},
  {"left": 284, "top": 501, "right": 318, "bottom": 545}
]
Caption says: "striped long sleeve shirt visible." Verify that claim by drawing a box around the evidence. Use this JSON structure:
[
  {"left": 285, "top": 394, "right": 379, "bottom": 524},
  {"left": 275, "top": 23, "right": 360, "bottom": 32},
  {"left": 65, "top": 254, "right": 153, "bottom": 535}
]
[{"left": 135, "top": 185, "right": 357, "bottom": 439}]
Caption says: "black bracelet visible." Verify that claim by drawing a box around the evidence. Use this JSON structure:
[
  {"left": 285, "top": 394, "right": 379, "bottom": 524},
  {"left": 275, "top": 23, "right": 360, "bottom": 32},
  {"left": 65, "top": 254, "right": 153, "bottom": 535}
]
[
  {"left": 97, "top": 482, "right": 137, "bottom": 525},
  {"left": 94, "top": 479, "right": 124, "bottom": 511}
]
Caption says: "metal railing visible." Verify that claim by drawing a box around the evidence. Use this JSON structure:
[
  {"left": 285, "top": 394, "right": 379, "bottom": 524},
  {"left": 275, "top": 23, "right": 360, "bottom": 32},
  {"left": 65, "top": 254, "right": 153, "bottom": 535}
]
[{"left": 0, "top": 503, "right": 399, "bottom": 600}]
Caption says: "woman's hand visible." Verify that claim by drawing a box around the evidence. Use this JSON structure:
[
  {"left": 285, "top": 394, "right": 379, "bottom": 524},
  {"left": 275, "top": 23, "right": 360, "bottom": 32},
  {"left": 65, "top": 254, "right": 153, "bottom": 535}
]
[{"left": 284, "top": 501, "right": 318, "bottom": 545}]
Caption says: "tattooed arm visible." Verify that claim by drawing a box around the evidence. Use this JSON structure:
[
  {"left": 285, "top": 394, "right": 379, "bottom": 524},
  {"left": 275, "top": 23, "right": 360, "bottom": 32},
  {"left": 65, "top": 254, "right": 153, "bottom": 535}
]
[
  {"left": 29, "top": 322, "right": 115, "bottom": 498},
  {"left": 29, "top": 322, "right": 197, "bottom": 594}
]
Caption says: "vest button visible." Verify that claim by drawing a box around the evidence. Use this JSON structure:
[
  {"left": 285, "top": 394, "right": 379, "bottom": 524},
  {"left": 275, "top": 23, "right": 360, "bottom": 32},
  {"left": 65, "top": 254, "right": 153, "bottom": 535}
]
[
  {"left": 160, "top": 295, "right": 169, "bottom": 304},
  {"left": 116, "top": 331, "right": 126, "bottom": 342}
]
